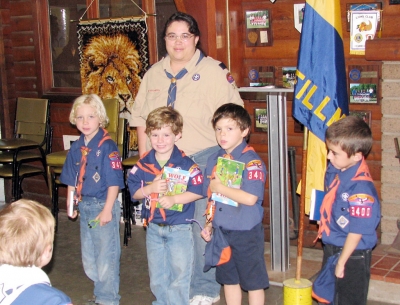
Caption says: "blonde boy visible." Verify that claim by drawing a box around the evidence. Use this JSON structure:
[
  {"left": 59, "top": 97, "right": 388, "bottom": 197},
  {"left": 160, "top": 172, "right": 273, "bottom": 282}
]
[
  {"left": 0, "top": 199, "right": 72, "bottom": 305},
  {"left": 60, "top": 94, "right": 124, "bottom": 305}
]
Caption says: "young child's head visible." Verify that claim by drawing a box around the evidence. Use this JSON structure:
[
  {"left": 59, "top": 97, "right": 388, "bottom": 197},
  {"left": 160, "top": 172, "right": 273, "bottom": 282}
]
[
  {"left": 325, "top": 115, "right": 372, "bottom": 170},
  {"left": 212, "top": 103, "right": 250, "bottom": 154},
  {"left": 69, "top": 94, "right": 109, "bottom": 141},
  {"left": 69, "top": 94, "right": 109, "bottom": 127},
  {"left": 145, "top": 106, "right": 183, "bottom": 158},
  {"left": 0, "top": 199, "right": 55, "bottom": 268}
]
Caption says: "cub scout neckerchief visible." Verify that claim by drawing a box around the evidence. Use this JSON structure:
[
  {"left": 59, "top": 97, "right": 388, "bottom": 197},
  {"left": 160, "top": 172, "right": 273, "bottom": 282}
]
[
  {"left": 316, "top": 158, "right": 373, "bottom": 239},
  {"left": 164, "top": 51, "right": 204, "bottom": 108},
  {"left": 203, "top": 226, "right": 232, "bottom": 272},
  {"left": 205, "top": 145, "right": 255, "bottom": 224},
  {"left": 136, "top": 149, "right": 188, "bottom": 223},
  {"left": 312, "top": 252, "right": 340, "bottom": 304},
  {"left": 75, "top": 128, "right": 111, "bottom": 202}
]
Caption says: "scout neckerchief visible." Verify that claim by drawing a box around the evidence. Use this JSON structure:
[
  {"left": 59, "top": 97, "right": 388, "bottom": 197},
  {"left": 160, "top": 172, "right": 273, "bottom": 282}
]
[
  {"left": 316, "top": 158, "right": 373, "bottom": 239},
  {"left": 136, "top": 149, "right": 188, "bottom": 223},
  {"left": 205, "top": 145, "right": 255, "bottom": 224},
  {"left": 75, "top": 128, "right": 111, "bottom": 202},
  {"left": 164, "top": 51, "right": 205, "bottom": 108}
]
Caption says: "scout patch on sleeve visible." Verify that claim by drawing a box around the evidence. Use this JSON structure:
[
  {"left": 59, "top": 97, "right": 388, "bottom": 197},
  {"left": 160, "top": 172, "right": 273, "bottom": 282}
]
[
  {"left": 130, "top": 165, "right": 138, "bottom": 175},
  {"left": 226, "top": 72, "right": 235, "bottom": 84},
  {"left": 348, "top": 194, "right": 374, "bottom": 218},
  {"left": 109, "top": 151, "right": 122, "bottom": 169},
  {"left": 246, "top": 160, "right": 264, "bottom": 182},
  {"left": 189, "top": 164, "right": 203, "bottom": 185}
]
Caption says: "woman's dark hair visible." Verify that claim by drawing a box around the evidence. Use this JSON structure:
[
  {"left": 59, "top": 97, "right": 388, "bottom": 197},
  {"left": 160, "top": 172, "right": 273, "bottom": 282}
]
[{"left": 162, "top": 12, "right": 201, "bottom": 38}]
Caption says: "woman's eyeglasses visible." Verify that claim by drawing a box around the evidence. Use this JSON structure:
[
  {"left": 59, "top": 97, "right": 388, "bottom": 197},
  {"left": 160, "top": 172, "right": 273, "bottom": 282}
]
[{"left": 165, "top": 33, "right": 194, "bottom": 41}]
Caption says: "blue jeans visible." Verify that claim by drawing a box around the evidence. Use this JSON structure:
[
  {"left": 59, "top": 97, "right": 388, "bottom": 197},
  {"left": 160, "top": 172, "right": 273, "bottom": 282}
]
[
  {"left": 146, "top": 223, "right": 194, "bottom": 305},
  {"left": 79, "top": 197, "right": 121, "bottom": 305},
  {"left": 189, "top": 146, "right": 221, "bottom": 299}
]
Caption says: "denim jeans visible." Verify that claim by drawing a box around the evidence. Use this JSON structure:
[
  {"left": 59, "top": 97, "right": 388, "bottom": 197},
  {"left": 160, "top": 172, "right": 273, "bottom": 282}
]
[
  {"left": 189, "top": 145, "right": 221, "bottom": 299},
  {"left": 79, "top": 197, "right": 121, "bottom": 305},
  {"left": 146, "top": 223, "right": 193, "bottom": 305}
]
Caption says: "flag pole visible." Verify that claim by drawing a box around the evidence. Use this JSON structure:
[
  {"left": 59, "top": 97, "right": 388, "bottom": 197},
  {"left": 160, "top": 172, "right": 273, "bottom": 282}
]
[
  {"left": 283, "top": 125, "right": 312, "bottom": 302},
  {"left": 296, "top": 126, "right": 308, "bottom": 281}
]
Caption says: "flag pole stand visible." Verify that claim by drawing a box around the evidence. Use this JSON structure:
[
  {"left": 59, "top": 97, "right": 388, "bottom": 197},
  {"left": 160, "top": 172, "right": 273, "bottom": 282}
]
[{"left": 283, "top": 127, "right": 312, "bottom": 304}]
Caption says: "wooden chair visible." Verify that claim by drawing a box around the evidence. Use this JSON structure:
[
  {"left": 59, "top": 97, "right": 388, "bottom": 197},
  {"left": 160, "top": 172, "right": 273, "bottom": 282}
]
[
  {"left": 47, "top": 98, "right": 127, "bottom": 231},
  {"left": 0, "top": 98, "right": 51, "bottom": 201}
]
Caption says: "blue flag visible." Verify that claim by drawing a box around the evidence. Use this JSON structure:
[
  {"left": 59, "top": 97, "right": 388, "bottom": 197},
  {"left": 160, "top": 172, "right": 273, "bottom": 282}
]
[
  {"left": 293, "top": 0, "right": 349, "bottom": 213},
  {"left": 293, "top": 0, "right": 348, "bottom": 140}
]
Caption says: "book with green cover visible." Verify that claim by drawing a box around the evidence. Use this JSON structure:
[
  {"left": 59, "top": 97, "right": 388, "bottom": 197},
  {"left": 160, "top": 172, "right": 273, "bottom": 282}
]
[
  {"left": 156, "top": 167, "right": 190, "bottom": 212},
  {"left": 211, "top": 157, "right": 245, "bottom": 207}
]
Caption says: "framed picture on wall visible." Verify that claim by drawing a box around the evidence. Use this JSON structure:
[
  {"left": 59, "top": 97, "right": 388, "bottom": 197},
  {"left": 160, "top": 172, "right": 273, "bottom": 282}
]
[
  {"left": 245, "top": 10, "right": 273, "bottom": 47},
  {"left": 348, "top": 64, "right": 380, "bottom": 104},
  {"left": 349, "top": 110, "right": 372, "bottom": 127},
  {"left": 254, "top": 108, "right": 268, "bottom": 132},
  {"left": 349, "top": 83, "right": 378, "bottom": 104},
  {"left": 294, "top": 3, "right": 305, "bottom": 33}
]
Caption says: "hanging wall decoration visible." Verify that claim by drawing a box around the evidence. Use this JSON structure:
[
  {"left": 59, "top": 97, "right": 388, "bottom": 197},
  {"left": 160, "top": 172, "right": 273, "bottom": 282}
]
[
  {"left": 78, "top": 18, "right": 149, "bottom": 121},
  {"left": 245, "top": 10, "right": 273, "bottom": 47},
  {"left": 293, "top": 3, "right": 305, "bottom": 33},
  {"left": 348, "top": 3, "right": 382, "bottom": 55}
]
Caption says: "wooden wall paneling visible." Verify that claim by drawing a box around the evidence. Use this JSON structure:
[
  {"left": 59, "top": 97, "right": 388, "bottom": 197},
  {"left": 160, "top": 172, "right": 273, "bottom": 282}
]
[
  {"left": 366, "top": 39, "right": 400, "bottom": 61},
  {"left": 9, "top": 1, "right": 32, "bottom": 15},
  {"left": 214, "top": 0, "right": 227, "bottom": 65},
  {"left": 50, "top": 102, "right": 80, "bottom": 152},
  {"left": 9, "top": 32, "right": 34, "bottom": 47},
  {"left": 13, "top": 62, "right": 36, "bottom": 77},
  {"left": 174, "top": 0, "right": 185, "bottom": 12},
  {"left": 174, "top": 0, "right": 215, "bottom": 59},
  {"left": 12, "top": 46, "right": 35, "bottom": 62},
  {"left": 143, "top": 0, "right": 158, "bottom": 64},
  {"left": 0, "top": 7, "right": 9, "bottom": 139},
  {"left": 228, "top": 0, "right": 244, "bottom": 85},
  {"left": 33, "top": 0, "right": 48, "bottom": 97}
]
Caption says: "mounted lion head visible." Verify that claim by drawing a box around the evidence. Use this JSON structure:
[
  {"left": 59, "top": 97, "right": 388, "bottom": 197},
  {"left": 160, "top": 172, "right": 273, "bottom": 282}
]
[{"left": 80, "top": 34, "right": 142, "bottom": 119}]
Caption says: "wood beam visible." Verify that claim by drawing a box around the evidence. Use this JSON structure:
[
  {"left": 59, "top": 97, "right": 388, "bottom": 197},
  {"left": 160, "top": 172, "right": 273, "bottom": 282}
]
[{"left": 365, "top": 39, "right": 400, "bottom": 61}]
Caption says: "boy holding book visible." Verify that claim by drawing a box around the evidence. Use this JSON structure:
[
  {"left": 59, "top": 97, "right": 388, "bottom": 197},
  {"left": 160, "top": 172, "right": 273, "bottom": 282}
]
[
  {"left": 201, "top": 103, "right": 269, "bottom": 305},
  {"left": 313, "top": 116, "right": 381, "bottom": 305},
  {"left": 127, "top": 106, "right": 204, "bottom": 305}
]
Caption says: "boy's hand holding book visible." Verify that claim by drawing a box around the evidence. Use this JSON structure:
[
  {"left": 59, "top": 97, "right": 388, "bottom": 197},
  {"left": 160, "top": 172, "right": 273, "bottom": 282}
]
[
  {"left": 157, "top": 195, "right": 176, "bottom": 209},
  {"left": 210, "top": 173, "right": 223, "bottom": 193},
  {"left": 150, "top": 174, "right": 167, "bottom": 194}
]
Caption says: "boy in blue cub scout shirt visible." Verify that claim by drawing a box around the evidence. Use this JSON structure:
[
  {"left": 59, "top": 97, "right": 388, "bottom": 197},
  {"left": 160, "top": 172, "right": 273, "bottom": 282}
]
[
  {"left": 201, "top": 103, "right": 269, "bottom": 305},
  {"left": 60, "top": 94, "right": 124, "bottom": 305},
  {"left": 313, "top": 116, "right": 381, "bottom": 305},
  {"left": 127, "top": 106, "right": 204, "bottom": 305},
  {"left": 0, "top": 199, "right": 72, "bottom": 305}
]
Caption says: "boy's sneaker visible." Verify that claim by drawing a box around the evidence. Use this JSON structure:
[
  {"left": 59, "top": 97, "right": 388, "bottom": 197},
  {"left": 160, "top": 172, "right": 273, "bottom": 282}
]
[{"left": 190, "top": 295, "right": 220, "bottom": 305}]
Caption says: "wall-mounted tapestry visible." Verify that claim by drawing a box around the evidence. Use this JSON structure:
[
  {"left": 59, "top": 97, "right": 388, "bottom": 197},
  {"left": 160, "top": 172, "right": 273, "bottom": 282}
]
[{"left": 77, "top": 18, "right": 149, "bottom": 150}]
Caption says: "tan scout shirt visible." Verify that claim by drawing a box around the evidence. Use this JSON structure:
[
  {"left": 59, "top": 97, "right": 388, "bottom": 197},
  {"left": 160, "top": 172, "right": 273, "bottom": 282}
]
[{"left": 130, "top": 49, "right": 244, "bottom": 156}]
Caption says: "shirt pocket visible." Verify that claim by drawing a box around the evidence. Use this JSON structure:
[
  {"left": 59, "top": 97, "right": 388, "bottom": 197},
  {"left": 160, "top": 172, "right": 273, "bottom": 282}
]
[
  {"left": 178, "top": 91, "right": 208, "bottom": 120},
  {"left": 142, "top": 90, "right": 164, "bottom": 118}
]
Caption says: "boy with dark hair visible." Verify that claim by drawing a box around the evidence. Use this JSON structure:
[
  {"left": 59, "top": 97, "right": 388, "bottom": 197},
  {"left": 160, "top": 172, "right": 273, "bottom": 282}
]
[
  {"left": 127, "top": 106, "right": 204, "bottom": 305},
  {"left": 313, "top": 115, "right": 381, "bottom": 305},
  {"left": 201, "top": 103, "right": 269, "bottom": 305}
]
